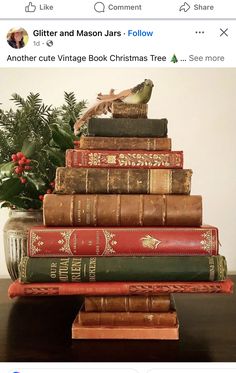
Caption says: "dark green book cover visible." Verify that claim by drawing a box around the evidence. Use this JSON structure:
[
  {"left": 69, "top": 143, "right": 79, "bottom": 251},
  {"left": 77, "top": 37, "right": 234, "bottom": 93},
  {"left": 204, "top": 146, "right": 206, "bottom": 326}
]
[
  {"left": 87, "top": 118, "right": 168, "bottom": 137},
  {"left": 19, "top": 256, "right": 227, "bottom": 283}
]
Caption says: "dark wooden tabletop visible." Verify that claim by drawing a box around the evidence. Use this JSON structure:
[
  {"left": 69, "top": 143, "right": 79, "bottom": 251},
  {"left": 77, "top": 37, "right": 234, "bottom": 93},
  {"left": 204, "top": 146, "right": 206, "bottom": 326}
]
[{"left": 0, "top": 277, "right": 235, "bottom": 362}]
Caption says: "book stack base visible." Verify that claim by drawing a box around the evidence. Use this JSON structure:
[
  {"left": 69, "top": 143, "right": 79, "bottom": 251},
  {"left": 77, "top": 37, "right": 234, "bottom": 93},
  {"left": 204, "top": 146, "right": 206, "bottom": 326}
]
[
  {"left": 72, "top": 321, "right": 179, "bottom": 340},
  {"left": 72, "top": 294, "right": 179, "bottom": 340}
]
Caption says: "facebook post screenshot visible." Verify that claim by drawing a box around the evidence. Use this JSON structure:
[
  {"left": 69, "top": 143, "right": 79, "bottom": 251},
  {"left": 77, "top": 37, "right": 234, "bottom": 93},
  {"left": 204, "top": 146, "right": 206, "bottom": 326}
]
[{"left": 0, "top": 0, "right": 236, "bottom": 371}]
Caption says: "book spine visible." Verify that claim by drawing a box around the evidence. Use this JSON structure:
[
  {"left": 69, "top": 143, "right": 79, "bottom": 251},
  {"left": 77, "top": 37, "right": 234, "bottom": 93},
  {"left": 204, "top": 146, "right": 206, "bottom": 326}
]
[
  {"left": 78, "top": 311, "right": 177, "bottom": 327},
  {"left": 55, "top": 168, "right": 192, "bottom": 194},
  {"left": 72, "top": 324, "right": 179, "bottom": 340},
  {"left": 66, "top": 150, "right": 183, "bottom": 169},
  {"left": 87, "top": 118, "right": 168, "bottom": 137},
  {"left": 84, "top": 295, "right": 171, "bottom": 312},
  {"left": 8, "top": 279, "right": 234, "bottom": 298},
  {"left": 79, "top": 137, "right": 172, "bottom": 151},
  {"left": 43, "top": 194, "right": 202, "bottom": 227},
  {"left": 28, "top": 226, "right": 218, "bottom": 257},
  {"left": 111, "top": 102, "right": 148, "bottom": 118},
  {"left": 19, "top": 255, "right": 227, "bottom": 283}
]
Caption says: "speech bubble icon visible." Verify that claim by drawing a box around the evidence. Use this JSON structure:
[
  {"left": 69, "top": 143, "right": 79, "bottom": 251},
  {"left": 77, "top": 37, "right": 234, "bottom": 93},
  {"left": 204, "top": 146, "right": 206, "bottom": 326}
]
[{"left": 94, "top": 2, "right": 105, "bottom": 12}]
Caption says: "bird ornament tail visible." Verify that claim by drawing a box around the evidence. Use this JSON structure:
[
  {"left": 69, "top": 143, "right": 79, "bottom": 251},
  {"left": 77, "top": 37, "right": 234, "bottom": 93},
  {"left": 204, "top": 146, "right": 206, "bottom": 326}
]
[{"left": 74, "top": 79, "right": 154, "bottom": 135}]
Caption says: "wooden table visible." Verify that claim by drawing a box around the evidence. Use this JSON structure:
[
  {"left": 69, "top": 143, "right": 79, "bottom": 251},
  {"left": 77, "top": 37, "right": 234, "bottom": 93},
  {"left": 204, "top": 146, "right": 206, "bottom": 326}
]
[{"left": 0, "top": 277, "right": 235, "bottom": 362}]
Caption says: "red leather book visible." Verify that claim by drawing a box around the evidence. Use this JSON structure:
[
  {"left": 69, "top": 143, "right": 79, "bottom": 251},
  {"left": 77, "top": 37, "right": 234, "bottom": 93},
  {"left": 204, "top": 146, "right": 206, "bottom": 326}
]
[
  {"left": 27, "top": 226, "right": 219, "bottom": 257},
  {"left": 66, "top": 149, "right": 183, "bottom": 169},
  {"left": 8, "top": 279, "right": 233, "bottom": 298}
]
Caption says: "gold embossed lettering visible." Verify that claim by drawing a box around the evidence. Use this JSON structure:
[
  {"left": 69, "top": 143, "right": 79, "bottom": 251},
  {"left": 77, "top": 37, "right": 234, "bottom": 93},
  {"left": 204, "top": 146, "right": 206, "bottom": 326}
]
[
  {"left": 59, "top": 258, "right": 69, "bottom": 282},
  {"left": 89, "top": 257, "right": 96, "bottom": 281},
  {"left": 71, "top": 258, "right": 82, "bottom": 281},
  {"left": 50, "top": 262, "right": 57, "bottom": 279}
]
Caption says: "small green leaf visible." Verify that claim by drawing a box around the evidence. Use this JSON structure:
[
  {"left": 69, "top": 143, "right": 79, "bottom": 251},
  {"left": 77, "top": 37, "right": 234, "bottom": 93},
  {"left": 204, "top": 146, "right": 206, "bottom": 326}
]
[
  {"left": 0, "top": 162, "right": 14, "bottom": 178},
  {"left": 26, "top": 174, "right": 46, "bottom": 192},
  {"left": 50, "top": 124, "right": 74, "bottom": 150},
  {"left": 0, "top": 177, "right": 24, "bottom": 200}
]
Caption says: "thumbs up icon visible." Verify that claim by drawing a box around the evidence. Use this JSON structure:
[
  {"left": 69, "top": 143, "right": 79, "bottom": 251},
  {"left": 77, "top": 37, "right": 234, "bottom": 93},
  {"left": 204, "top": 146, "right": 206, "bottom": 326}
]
[{"left": 25, "top": 2, "right": 36, "bottom": 12}]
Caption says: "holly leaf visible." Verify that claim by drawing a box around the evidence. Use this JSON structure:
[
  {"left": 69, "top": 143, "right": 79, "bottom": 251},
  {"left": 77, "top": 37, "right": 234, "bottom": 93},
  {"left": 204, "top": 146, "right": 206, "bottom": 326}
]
[
  {"left": 0, "top": 177, "right": 24, "bottom": 201},
  {"left": 0, "top": 162, "right": 14, "bottom": 179},
  {"left": 23, "top": 177, "right": 40, "bottom": 198},
  {"left": 26, "top": 174, "right": 46, "bottom": 192},
  {"left": 50, "top": 124, "right": 74, "bottom": 150}
]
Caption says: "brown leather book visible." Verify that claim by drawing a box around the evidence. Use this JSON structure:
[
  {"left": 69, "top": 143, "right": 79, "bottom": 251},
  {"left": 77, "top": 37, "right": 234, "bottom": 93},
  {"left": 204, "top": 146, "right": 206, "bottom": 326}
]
[
  {"left": 79, "top": 310, "right": 177, "bottom": 326},
  {"left": 72, "top": 318, "right": 179, "bottom": 340},
  {"left": 85, "top": 295, "right": 171, "bottom": 312},
  {"left": 55, "top": 168, "right": 192, "bottom": 194},
  {"left": 111, "top": 102, "right": 148, "bottom": 118},
  {"left": 78, "top": 136, "right": 172, "bottom": 150},
  {"left": 43, "top": 194, "right": 202, "bottom": 227}
]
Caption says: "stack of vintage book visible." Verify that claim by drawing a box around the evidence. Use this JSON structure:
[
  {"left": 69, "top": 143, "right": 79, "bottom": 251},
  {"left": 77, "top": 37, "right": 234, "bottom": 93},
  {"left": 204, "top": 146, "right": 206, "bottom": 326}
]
[
  {"left": 9, "top": 101, "right": 233, "bottom": 340},
  {"left": 72, "top": 294, "right": 179, "bottom": 340}
]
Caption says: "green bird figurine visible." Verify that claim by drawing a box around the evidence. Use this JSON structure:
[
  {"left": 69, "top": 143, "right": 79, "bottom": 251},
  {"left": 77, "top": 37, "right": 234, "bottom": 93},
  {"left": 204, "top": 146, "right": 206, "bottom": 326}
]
[{"left": 74, "top": 79, "right": 154, "bottom": 135}]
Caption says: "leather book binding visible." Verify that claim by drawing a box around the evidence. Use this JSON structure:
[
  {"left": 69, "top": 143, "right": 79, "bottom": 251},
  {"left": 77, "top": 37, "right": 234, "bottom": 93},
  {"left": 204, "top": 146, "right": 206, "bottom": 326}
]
[
  {"left": 87, "top": 118, "right": 168, "bottom": 137},
  {"left": 18, "top": 255, "right": 227, "bottom": 283},
  {"left": 79, "top": 136, "right": 172, "bottom": 151},
  {"left": 55, "top": 167, "right": 192, "bottom": 194},
  {"left": 43, "top": 194, "right": 202, "bottom": 227},
  {"left": 66, "top": 149, "right": 183, "bottom": 169},
  {"left": 27, "top": 226, "right": 218, "bottom": 257},
  {"left": 84, "top": 295, "right": 171, "bottom": 312},
  {"left": 78, "top": 310, "right": 177, "bottom": 327}
]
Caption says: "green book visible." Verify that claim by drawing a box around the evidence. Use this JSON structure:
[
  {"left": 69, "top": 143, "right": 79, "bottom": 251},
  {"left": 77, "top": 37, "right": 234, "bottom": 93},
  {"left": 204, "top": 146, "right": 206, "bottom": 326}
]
[
  {"left": 19, "top": 256, "right": 227, "bottom": 283},
  {"left": 87, "top": 118, "right": 168, "bottom": 137}
]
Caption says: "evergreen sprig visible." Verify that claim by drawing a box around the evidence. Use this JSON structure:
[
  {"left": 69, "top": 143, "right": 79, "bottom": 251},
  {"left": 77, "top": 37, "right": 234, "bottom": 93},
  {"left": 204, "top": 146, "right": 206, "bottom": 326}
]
[{"left": 0, "top": 92, "right": 87, "bottom": 210}]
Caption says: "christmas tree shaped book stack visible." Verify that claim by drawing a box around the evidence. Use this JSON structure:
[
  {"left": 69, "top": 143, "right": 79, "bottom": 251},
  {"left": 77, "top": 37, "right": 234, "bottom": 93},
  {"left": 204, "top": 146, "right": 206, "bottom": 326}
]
[{"left": 9, "top": 80, "right": 233, "bottom": 341}]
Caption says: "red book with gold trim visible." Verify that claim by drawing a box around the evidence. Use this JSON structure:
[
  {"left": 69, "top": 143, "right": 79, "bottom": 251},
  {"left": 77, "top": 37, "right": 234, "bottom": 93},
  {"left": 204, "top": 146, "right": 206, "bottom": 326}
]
[
  {"left": 66, "top": 149, "right": 183, "bottom": 169},
  {"left": 27, "top": 226, "right": 218, "bottom": 257}
]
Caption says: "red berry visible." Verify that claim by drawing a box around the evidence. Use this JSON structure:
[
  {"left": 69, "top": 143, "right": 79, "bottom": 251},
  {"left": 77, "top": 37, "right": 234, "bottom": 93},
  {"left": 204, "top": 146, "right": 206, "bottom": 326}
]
[
  {"left": 18, "top": 159, "right": 26, "bottom": 166},
  {"left": 25, "top": 159, "right": 31, "bottom": 164},
  {"left": 46, "top": 189, "right": 52, "bottom": 194},
  {"left": 16, "top": 152, "right": 24, "bottom": 160},
  {"left": 50, "top": 181, "right": 55, "bottom": 188},
  {"left": 11, "top": 154, "right": 18, "bottom": 162},
  {"left": 24, "top": 166, "right": 32, "bottom": 170},
  {"left": 39, "top": 195, "right": 44, "bottom": 201},
  {"left": 14, "top": 166, "right": 23, "bottom": 175},
  {"left": 20, "top": 177, "right": 27, "bottom": 184}
]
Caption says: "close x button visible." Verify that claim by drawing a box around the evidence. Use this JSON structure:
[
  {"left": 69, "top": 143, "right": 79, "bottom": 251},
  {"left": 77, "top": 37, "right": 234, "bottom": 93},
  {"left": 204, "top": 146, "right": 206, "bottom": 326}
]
[{"left": 220, "top": 28, "right": 229, "bottom": 37}]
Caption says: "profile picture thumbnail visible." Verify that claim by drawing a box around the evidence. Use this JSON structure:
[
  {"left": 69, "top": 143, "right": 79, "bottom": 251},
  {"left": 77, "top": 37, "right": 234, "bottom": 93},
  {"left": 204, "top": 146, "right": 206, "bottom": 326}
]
[{"left": 7, "top": 27, "right": 29, "bottom": 49}]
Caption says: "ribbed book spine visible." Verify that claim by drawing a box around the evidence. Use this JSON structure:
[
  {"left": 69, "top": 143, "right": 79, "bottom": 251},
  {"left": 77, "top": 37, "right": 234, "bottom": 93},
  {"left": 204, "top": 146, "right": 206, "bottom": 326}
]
[
  {"left": 84, "top": 295, "right": 171, "bottom": 312},
  {"left": 19, "top": 255, "right": 227, "bottom": 283},
  {"left": 66, "top": 149, "right": 183, "bottom": 169},
  {"left": 55, "top": 168, "right": 192, "bottom": 194},
  {"left": 27, "top": 226, "right": 218, "bottom": 257}
]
